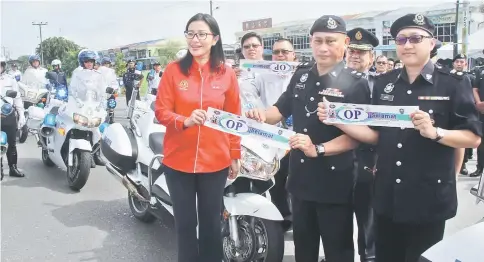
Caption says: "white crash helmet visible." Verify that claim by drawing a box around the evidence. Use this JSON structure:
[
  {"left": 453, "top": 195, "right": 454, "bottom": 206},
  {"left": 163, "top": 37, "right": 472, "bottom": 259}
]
[
  {"left": 175, "top": 49, "right": 188, "bottom": 59},
  {"left": 51, "top": 59, "right": 62, "bottom": 67}
]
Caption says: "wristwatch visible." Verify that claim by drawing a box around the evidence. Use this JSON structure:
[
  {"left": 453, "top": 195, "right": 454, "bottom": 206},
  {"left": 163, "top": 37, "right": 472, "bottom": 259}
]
[
  {"left": 315, "top": 144, "right": 326, "bottom": 156},
  {"left": 431, "top": 127, "right": 445, "bottom": 142}
]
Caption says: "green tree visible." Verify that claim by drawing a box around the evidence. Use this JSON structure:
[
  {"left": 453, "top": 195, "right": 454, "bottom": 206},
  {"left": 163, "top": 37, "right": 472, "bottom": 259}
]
[
  {"left": 114, "top": 52, "right": 126, "bottom": 77},
  {"left": 35, "top": 37, "right": 80, "bottom": 66},
  {"left": 16, "top": 55, "right": 30, "bottom": 69},
  {"left": 62, "top": 50, "right": 81, "bottom": 77},
  {"left": 156, "top": 41, "right": 184, "bottom": 67}
]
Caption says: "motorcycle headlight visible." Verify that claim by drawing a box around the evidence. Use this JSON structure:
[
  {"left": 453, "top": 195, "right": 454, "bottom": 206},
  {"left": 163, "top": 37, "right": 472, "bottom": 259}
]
[
  {"left": 239, "top": 146, "right": 279, "bottom": 181},
  {"left": 107, "top": 98, "right": 117, "bottom": 109},
  {"left": 73, "top": 113, "right": 89, "bottom": 126},
  {"left": 73, "top": 113, "right": 103, "bottom": 128},
  {"left": 55, "top": 88, "right": 68, "bottom": 100}
]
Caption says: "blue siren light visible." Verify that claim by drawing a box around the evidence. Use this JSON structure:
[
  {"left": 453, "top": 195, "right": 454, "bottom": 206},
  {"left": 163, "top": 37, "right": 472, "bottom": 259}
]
[
  {"left": 43, "top": 114, "right": 57, "bottom": 127},
  {"left": 0, "top": 131, "right": 7, "bottom": 145},
  {"left": 1, "top": 103, "right": 13, "bottom": 116},
  {"left": 107, "top": 99, "right": 117, "bottom": 109},
  {"left": 99, "top": 122, "right": 109, "bottom": 134}
]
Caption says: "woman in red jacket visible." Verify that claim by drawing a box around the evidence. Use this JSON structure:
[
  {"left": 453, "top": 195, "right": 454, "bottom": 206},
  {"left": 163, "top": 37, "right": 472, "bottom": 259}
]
[{"left": 155, "top": 13, "right": 241, "bottom": 262}]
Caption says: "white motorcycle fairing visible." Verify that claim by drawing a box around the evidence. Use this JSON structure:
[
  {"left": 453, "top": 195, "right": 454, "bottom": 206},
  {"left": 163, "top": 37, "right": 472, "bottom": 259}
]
[
  {"left": 224, "top": 193, "right": 283, "bottom": 220},
  {"left": 420, "top": 222, "right": 484, "bottom": 262}
]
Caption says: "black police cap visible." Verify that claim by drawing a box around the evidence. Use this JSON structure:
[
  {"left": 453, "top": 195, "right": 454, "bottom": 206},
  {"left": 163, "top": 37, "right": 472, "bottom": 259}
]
[
  {"left": 390, "top": 13, "right": 435, "bottom": 38},
  {"left": 430, "top": 39, "right": 442, "bottom": 58},
  {"left": 347, "top": 27, "right": 379, "bottom": 51},
  {"left": 453, "top": 53, "right": 467, "bottom": 62},
  {"left": 310, "top": 15, "right": 346, "bottom": 35}
]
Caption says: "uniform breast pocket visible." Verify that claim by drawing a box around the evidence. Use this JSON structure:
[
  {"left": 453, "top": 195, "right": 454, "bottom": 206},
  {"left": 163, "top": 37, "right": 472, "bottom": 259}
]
[{"left": 422, "top": 102, "right": 450, "bottom": 129}]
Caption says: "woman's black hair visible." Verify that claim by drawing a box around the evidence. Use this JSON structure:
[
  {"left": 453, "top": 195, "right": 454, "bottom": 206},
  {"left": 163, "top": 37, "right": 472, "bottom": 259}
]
[{"left": 179, "top": 13, "right": 225, "bottom": 76}]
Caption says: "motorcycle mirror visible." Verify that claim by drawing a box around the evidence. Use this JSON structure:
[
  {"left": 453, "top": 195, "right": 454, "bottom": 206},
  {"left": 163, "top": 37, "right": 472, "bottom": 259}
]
[
  {"left": 105, "top": 87, "right": 114, "bottom": 94},
  {"left": 5, "top": 90, "right": 17, "bottom": 98}
]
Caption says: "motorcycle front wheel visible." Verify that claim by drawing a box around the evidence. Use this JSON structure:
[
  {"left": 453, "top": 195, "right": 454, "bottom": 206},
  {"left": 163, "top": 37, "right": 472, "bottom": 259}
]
[
  {"left": 222, "top": 216, "right": 284, "bottom": 262},
  {"left": 66, "top": 150, "right": 91, "bottom": 191},
  {"left": 17, "top": 124, "right": 28, "bottom": 143}
]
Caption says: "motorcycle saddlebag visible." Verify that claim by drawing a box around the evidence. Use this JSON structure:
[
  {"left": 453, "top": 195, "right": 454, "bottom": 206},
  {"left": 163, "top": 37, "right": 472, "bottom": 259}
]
[
  {"left": 26, "top": 106, "right": 45, "bottom": 130},
  {"left": 101, "top": 123, "right": 138, "bottom": 172}
]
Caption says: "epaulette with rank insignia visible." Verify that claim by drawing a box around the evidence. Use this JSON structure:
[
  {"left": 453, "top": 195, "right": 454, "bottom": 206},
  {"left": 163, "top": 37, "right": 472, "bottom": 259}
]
[
  {"left": 343, "top": 67, "right": 364, "bottom": 79},
  {"left": 295, "top": 61, "right": 314, "bottom": 70},
  {"left": 438, "top": 66, "right": 464, "bottom": 80}
]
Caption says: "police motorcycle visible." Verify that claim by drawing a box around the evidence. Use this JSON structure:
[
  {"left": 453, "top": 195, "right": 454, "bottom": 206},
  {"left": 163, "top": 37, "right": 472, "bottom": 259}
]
[
  {"left": 101, "top": 85, "right": 285, "bottom": 262},
  {"left": 17, "top": 61, "right": 49, "bottom": 143},
  {"left": 38, "top": 69, "right": 110, "bottom": 191},
  {"left": 418, "top": 222, "right": 484, "bottom": 262},
  {"left": 25, "top": 82, "right": 69, "bottom": 147},
  {"left": 1, "top": 90, "right": 19, "bottom": 180}
]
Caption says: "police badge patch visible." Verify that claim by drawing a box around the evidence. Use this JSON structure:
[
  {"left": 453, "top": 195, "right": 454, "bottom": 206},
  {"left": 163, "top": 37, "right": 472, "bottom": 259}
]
[
  {"left": 300, "top": 73, "right": 308, "bottom": 83},
  {"left": 384, "top": 83, "right": 394, "bottom": 93}
]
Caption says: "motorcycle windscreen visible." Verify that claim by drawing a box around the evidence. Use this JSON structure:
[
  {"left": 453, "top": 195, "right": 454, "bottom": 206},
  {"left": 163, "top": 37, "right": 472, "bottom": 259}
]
[
  {"left": 21, "top": 67, "right": 48, "bottom": 88},
  {"left": 69, "top": 70, "right": 105, "bottom": 103}
]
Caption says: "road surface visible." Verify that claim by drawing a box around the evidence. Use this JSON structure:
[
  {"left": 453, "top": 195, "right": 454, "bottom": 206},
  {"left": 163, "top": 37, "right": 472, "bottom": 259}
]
[{"left": 1, "top": 97, "right": 483, "bottom": 262}]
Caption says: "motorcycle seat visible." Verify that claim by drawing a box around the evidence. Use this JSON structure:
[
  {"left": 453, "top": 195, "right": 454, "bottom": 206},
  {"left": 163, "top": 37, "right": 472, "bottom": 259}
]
[
  {"left": 149, "top": 132, "right": 165, "bottom": 155},
  {"left": 49, "top": 106, "right": 59, "bottom": 115}
]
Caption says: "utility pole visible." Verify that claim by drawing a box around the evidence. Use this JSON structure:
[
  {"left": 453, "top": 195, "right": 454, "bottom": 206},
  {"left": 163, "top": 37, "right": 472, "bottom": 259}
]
[
  {"left": 453, "top": 0, "right": 460, "bottom": 58},
  {"left": 32, "top": 21, "right": 48, "bottom": 66},
  {"left": 210, "top": 0, "right": 213, "bottom": 16}
]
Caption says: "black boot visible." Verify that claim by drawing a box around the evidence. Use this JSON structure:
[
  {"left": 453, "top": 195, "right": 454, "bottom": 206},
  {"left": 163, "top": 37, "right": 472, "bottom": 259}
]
[
  {"left": 93, "top": 151, "right": 105, "bottom": 166},
  {"left": 470, "top": 167, "right": 482, "bottom": 177},
  {"left": 460, "top": 163, "right": 469, "bottom": 176},
  {"left": 91, "top": 155, "right": 96, "bottom": 168},
  {"left": 9, "top": 164, "right": 25, "bottom": 177}
]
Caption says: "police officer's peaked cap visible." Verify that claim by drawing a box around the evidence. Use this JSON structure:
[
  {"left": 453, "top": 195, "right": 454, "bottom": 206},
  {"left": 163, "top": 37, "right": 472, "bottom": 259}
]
[
  {"left": 453, "top": 53, "right": 467, "bottom": 62},
  {"left": 153, "top": 61, "right": 161, "bottom": 66},
  {"left": 310, "top": 15, "right": 346, "bottom": 35},
  {"left": 347, "top": 27, "right": 379, "bottom": 51},
  {"left": 390, "top": 13, "right": 435, "bottom": 38},
  {"left": 430, "top": 39, "right": 442, "bottom": 58}
]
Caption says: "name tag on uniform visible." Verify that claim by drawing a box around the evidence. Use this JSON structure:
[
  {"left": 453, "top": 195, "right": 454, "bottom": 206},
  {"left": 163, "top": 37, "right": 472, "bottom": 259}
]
[
  {"left": 295, "top": 83, "right": 305, "bottom": 89},
  {"left": 380, "top": 94, "right": 394, "bottom": 101},
  {"left": 319, "top": 88, "right": 344, "bottom": 98},
  {"left": 418, "top": 96, "right": 450, "bottom": 101}
]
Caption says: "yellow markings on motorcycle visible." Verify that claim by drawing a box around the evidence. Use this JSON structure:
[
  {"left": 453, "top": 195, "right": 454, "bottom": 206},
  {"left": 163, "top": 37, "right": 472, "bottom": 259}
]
[{"left": 58, "top": 128, "right": 66, "bottom": 136}]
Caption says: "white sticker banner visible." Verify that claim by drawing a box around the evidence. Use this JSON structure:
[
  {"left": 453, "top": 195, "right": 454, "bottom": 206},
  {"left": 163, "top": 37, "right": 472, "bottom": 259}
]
[
  {"left": 239, "top": 59, "right": 300, "bottom": 76},
  {"left": 324, "top": 102, "right": 419, "bottom": 128},
  {"left": 204, "top": 107, "right": 295, "bottom": 150}
]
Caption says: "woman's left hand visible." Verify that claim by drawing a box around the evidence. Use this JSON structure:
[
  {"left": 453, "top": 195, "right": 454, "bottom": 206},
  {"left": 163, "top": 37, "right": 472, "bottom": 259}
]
[{"left": 229, "top": 159, "right": 240, "bottom": 179}]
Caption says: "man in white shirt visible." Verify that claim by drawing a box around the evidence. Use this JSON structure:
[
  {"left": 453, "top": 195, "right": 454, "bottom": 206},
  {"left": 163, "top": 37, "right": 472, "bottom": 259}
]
[{"left": 147, "top": 61, "right": 163, "bottom": 95}]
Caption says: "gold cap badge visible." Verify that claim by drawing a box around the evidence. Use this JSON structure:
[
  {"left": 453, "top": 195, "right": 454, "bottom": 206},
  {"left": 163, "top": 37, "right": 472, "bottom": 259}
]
[{"left": 355, "top": 31, "right": 362, "bottom": 40}]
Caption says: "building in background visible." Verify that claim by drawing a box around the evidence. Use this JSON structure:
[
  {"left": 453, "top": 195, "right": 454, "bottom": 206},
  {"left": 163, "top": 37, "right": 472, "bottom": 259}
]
[
  {"left": 99, "top": 37, "right": 186, "bottom": 69},
  {"left": 234, "top": 2, "right": 484, "bottom": 60}
]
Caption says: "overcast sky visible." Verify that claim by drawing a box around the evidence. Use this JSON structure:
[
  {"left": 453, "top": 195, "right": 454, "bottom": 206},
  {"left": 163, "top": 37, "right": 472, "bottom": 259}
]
[{"left": 1, "top": 0, "right": 453, "bottom": 58}]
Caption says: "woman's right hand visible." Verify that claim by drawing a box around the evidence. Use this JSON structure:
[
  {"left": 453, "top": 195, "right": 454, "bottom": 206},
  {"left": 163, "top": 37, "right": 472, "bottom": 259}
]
[{"left": 184, "top": 109, "right": 208, "bottom": 128}]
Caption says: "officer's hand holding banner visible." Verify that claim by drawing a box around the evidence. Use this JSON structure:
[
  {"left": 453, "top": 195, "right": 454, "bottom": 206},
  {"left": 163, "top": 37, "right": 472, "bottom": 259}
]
[
  {"left": 318, "top": 97, "right": 418, "bottom": 128},
  {"left": 203, "top": 107, "right": 295, "bottom": 150}
]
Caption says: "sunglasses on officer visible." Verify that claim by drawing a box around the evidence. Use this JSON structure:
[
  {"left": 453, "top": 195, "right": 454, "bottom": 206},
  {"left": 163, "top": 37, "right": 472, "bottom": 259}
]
[
  {"left": 394, "top": 35, "right": 433, "bottom": 45},
  {"left": 272, "top": 49, "right": 294, "bottom": 55},
  {"left": 243, "top": 43, "right": 261, "bottom": 49}
]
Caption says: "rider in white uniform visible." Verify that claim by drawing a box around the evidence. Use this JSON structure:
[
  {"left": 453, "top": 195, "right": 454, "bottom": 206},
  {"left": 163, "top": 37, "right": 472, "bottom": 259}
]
[
  {"left": 68, "top": 49, "right": 106, "bottom": 167},
  {"left": 21, "top": 55, "right": 48, "bottom": 86},
  {"left": 8, "top": 63, "right": 22, "bottom": 82},
  {"left": 97, "top": 57, "right": 119, "bottom": 91},
  {"left": 1, "top": 56, "right": 26, "bottom": 178}
]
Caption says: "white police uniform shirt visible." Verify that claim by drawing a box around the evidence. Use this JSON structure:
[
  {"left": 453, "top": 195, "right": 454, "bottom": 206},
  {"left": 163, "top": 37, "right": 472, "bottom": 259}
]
[{"left": 1, "top": 72, "right": 24, "bottom": 114}]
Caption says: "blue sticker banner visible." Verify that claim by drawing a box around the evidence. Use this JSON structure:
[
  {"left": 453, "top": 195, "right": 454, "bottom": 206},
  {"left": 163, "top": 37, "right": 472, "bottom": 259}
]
[
  {"left": 325, "top": 102, "right": 419, "bottom": 128},
  {"left": 204, "top": 107, "right": 295, "bottom": 150}
]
